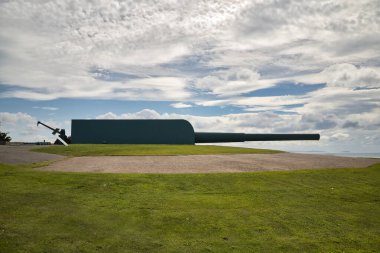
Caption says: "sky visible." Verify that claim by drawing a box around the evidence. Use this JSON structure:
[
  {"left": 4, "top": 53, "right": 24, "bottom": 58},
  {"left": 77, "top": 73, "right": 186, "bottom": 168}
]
[{"left": 0, "top": 0, "right": 380, "bottom": 153}]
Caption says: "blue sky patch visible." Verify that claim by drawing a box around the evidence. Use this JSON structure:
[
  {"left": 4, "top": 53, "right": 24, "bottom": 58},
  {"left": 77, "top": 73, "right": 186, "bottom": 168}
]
[{"left": 246, "top": 82, "right": 326, "bottom": 97}]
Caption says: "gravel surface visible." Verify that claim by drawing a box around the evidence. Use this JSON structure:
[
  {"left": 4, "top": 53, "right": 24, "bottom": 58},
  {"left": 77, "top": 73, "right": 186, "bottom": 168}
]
[
  {"left": 2, "top": 145, "right": 377, "bottom": 172},
  {"left": 40, "top": 153, "right": 378, "bottom": 173},
  {"left": 0, "top": 145, "right": 65, "bottom": 164}
]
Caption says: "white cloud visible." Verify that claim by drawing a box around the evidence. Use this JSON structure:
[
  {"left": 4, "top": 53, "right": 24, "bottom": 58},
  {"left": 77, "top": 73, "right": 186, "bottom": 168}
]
[
  {"left": 0, "top": 0, "right": 250, "bottom": 101},
  {"left": 205, "top": 0, "right": 380, "bottom": 82},
  {"left": 0, "top": 112, "right": 35, "bottom": 127},
  {"left": 1, "top": 0, "right": 379, "bottom": 101},
  {"left": 0, "top": 112, "right": 59, "bottom": 142},
  {"left": 96, "top": 109, "right": 161, "bottom": 120},
  {"left": 195, "top": 67, "right": 261, "bottom": 96},
  {"left": 193, "top": 63, "right": 380, "bottom": 116},
  {"left": 329, "top": 133, "right": 350, "bottom": 141},
  {"left": 321, "top": 64, "right": 380, "bottom": 89},
  {"left": 171, "top": 102, "right": 192, "bottom": 108},
  {"left": 95, "top": 112, "right": 118, "bottom": 120}
]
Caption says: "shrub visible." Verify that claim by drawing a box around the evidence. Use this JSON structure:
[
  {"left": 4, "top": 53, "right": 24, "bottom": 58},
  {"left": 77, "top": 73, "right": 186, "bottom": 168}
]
[{"left": 0, "top": 130, "right": 11, "bottom": 144}]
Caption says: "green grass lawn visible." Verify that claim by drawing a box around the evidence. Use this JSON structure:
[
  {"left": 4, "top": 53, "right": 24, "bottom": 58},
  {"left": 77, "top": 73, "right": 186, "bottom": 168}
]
[
  {"left": 1, "top": 163, "right": 379, "bottom": 252},
  {"left": 32, "top": 144, "right": 282, "bottom": 156}
]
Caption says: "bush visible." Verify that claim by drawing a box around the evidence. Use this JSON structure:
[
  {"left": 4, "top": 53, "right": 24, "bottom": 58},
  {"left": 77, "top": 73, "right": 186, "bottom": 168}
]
[{"left": 0, "top": 130, "right": 12, "bottom": 144}]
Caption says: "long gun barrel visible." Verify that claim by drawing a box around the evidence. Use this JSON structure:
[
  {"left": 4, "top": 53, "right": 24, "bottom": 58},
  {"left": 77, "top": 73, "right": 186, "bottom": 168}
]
[
  {"left": 195, "top": 132, "right": 320, "bottom": 143},
  {"left": 37, "top": 121, "right": 60, "bottom": 134}
]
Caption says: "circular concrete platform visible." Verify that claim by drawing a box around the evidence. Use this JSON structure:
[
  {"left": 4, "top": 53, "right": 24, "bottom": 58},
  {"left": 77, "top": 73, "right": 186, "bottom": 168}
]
[{"left": 40, "top": 153, "right": 378, "bottom": 173}]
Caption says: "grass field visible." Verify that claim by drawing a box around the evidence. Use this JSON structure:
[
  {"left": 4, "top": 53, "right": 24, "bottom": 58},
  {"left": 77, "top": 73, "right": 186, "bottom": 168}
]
[
  {"left": 1, "top": 163, "right": 379, "bottom": 252},
  {"left": 32, "top": 144, "right": 282, "bottom": 156}
]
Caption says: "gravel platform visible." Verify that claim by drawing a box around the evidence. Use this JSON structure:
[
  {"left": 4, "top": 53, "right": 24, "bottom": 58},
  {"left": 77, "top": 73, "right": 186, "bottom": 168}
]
[
  {"left": 40, "top": 153, "right": 378, "bottom": 173},
  {"left": 0, "top": 145, "right": 65, "bottom": 164}
]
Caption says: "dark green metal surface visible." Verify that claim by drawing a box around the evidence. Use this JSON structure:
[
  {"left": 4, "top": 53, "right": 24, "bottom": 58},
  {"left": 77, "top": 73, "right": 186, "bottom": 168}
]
[
  {"left": 71, "top": 119, "right": 195, "bottom": 144},
  {"left": 194, "top": 132, "right": 320, "bottom": 143}
]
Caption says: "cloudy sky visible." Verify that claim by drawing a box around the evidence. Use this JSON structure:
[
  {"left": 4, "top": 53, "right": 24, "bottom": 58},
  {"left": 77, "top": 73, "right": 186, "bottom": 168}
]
[{"left": 1, "top": 0, "right": 380, "bottom": 153}]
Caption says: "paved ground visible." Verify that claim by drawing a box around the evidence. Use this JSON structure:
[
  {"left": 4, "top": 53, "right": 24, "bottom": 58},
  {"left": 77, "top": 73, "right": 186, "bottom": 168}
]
[
  {"left": 41, "top": 153, "right": 378, "bottom": 173},
  {"left": 0, "top": 145, "right": 65, "bottom": 164}
]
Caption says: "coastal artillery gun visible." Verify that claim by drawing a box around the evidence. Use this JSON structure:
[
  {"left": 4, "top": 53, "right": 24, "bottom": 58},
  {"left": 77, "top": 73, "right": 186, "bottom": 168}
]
[
  {"left": 71, "top": 119, "right": 320, "bottom": 144},
  {"left": 37, "top": 121, "right": 71, "bottom": 146}
]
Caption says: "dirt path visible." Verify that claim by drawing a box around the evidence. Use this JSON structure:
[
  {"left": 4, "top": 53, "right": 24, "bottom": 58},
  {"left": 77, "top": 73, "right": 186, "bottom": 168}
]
[
  {"left": 40, "top": 153, "right": 379, "bottom": 173},
  {"left": 0, "top": 145, "right": 65, "bottom": 164}
]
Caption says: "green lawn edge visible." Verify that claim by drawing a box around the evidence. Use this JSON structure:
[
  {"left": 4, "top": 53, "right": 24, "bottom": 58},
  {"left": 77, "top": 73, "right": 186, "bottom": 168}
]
[
  {"left": 32, "top": 144, "right": 283, "bottom": 156},
  {"left": 1, "top": 163, "right": 379, "bottom": 252}
]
